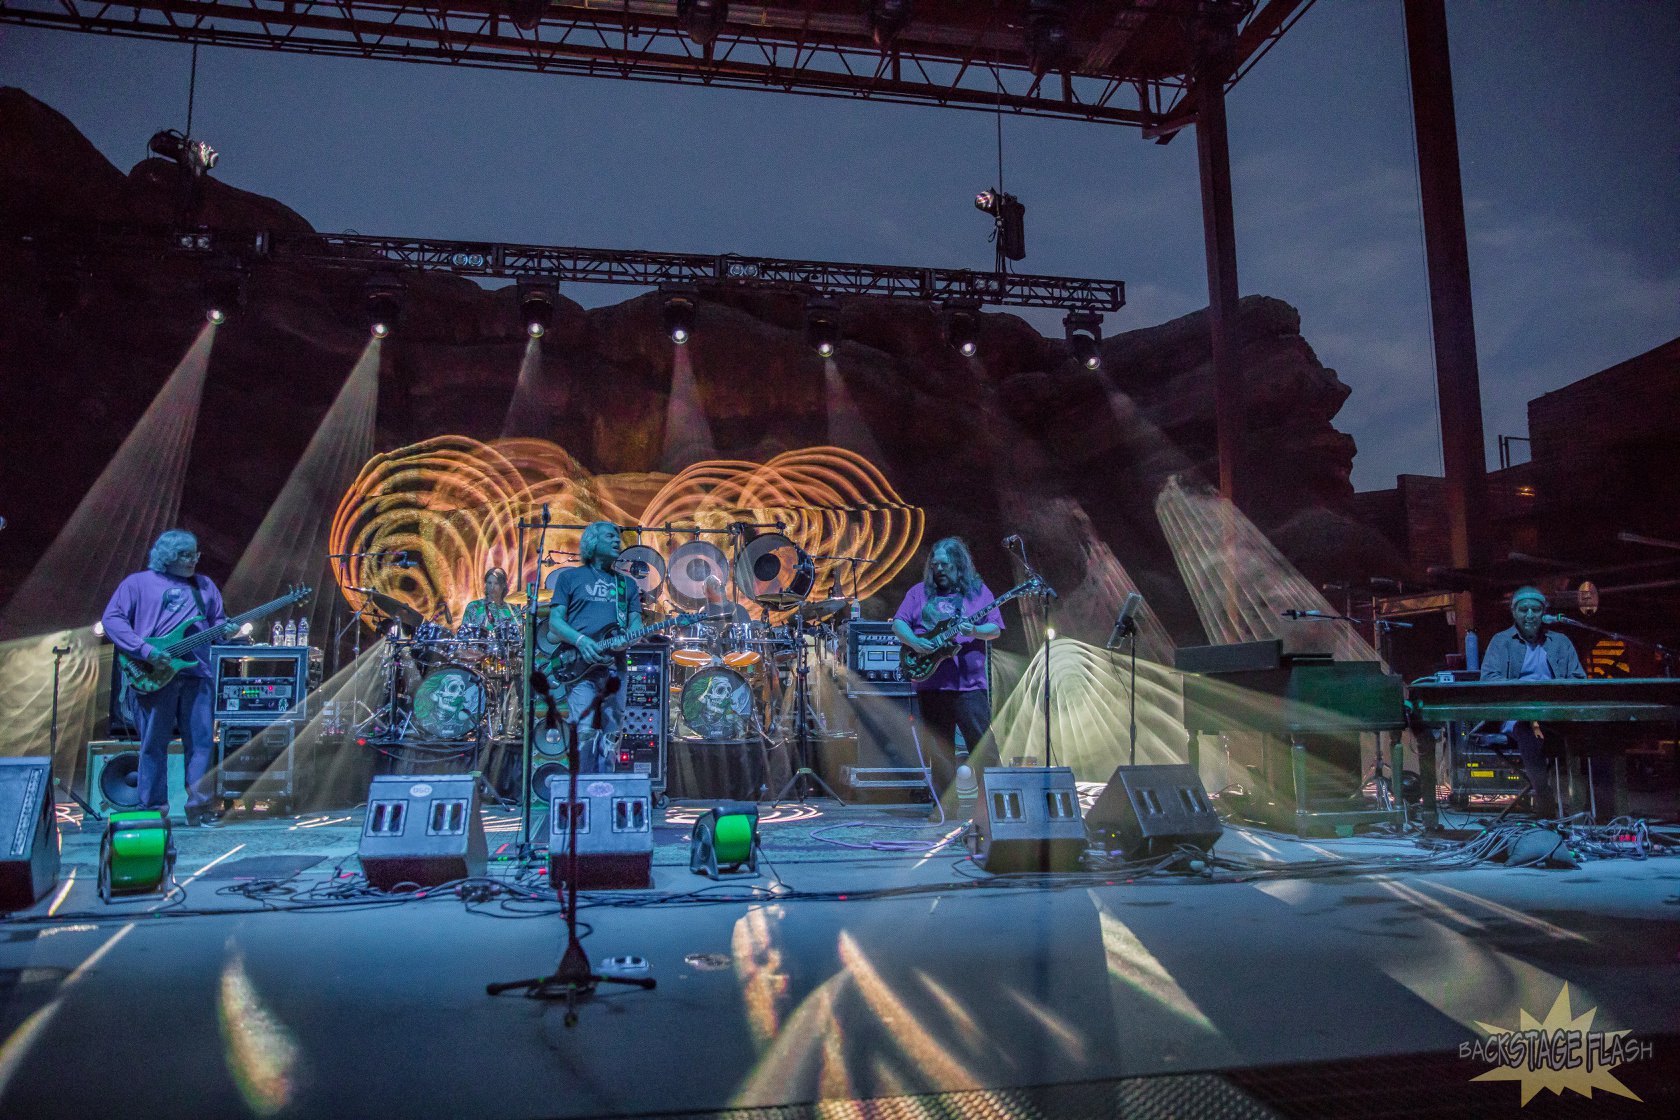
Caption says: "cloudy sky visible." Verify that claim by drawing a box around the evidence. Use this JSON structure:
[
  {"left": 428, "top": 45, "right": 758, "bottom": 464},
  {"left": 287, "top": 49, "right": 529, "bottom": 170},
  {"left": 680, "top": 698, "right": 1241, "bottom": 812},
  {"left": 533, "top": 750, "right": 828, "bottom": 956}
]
[{"left": 3, "top": 2, "right": 1675, "bottom": 490}]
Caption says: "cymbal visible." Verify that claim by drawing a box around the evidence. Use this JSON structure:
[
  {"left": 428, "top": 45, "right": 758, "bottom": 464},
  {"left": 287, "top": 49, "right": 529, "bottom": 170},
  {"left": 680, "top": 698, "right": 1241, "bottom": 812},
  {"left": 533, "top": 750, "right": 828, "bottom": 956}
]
[
  {"left": 366, "top": 590, "right": 424, "bottom": 630},
  {"left": 506, "top": 588, "right": 554, "bottom": 607},
  {"left": 796, "top": 597, "right": 851, "bottom": 625}
]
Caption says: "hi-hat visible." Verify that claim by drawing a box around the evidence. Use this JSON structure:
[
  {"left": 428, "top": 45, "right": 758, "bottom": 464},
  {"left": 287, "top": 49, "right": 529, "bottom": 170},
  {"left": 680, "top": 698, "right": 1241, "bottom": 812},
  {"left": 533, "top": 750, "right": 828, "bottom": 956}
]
[
  {"left": 797, "top": 598, "right": 850, "bottom": 625},
  {"left": 735, "top": 532, "right": 815, "bottom": 607},
  {"left": 666, "top": 540, "right": 730, "bottom": 610}
]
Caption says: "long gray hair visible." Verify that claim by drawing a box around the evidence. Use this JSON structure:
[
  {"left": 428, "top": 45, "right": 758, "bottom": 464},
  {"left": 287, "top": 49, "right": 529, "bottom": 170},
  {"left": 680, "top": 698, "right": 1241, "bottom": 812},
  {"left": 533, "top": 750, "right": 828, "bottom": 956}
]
[
  {"left": 579, "top": 521, "right": 623, "bottom": 564},
  {"left": 148, "top": 529, "right": 199, "bottom": 573},
  {"left": 922, "top": 536, "right": 981, "bottom": 597}
]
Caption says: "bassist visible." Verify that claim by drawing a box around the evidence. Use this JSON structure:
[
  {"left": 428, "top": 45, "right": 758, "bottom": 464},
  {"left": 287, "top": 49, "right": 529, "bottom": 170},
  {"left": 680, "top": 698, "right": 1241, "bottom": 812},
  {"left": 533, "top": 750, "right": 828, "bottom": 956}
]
[
  {"left": 100, "top": 529, "right": 225, "bottom": 827},
  {"left": 891, "top": 537, "right": 1002, "bottom": 817},
  {"left": 544, "top": 521, "right": 641, "bottom": 772}
]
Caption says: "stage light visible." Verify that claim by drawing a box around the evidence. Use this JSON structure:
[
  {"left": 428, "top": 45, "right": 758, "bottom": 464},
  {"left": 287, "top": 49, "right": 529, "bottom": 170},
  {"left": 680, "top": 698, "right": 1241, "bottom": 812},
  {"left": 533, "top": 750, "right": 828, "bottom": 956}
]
[
  {"left": 944, "top": 300, "right": 981, "bottom": 358},
  {"left": 518, "top": 280, "right": 557, "bottom": 339},
  {"left": 1025, "top": 0, "right": 1072, "bottom": 77},
  {"left": 1064, "top": 309, "right": 1103, "bottom": 370},
  {"left": 203, "top": 262, "right": 248, "bottom": 326},
  {"left": 663, "top": 290, "right": 698, "bottom": 345},
  {"left": 974, "top": 189, "right": 1026, "bottom": 261},
  {"left": 508, "top": 0, "right": 548, "bottom": 31},
  {"left": 677, "top": 0, "right": 727, "bottom": 47},
  {"left": 148, "top": 128, "right": 218, "bottom": 174},
  {"left": 207, "top": 308, "right": 225, "bottom": 325},
  {"left": 364, "top": 275, "right": 403, "bottom": 338},
  {"left": 805, "top": 295, "right": 840, "bottom": 357},
  {"left": 864, "top": 0, "right": 914, "bottom": 51}
]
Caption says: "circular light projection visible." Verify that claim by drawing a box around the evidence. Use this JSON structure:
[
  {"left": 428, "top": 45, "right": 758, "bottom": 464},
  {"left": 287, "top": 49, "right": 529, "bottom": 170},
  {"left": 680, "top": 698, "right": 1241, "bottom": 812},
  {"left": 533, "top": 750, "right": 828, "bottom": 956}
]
[{"left": 330, "top": 439, "right": 922, "bottom": 626}]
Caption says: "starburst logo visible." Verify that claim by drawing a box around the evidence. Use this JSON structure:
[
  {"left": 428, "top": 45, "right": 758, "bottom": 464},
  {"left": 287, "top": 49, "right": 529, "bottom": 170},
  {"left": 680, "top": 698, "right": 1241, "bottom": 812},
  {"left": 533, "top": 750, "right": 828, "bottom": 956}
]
[{"left": 1461, "top": 983, "right": 1649, "bottom": 1105}]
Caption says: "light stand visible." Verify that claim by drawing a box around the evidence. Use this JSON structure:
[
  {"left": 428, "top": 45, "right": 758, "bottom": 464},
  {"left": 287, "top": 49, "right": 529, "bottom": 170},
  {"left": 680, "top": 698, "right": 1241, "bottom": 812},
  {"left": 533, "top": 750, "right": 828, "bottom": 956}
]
[
  {"left": 487, "top": 678, "right": 655, "bottom": 1025},
  {"left": 51, "top": 642, "right": 101, "bottom": 821}
]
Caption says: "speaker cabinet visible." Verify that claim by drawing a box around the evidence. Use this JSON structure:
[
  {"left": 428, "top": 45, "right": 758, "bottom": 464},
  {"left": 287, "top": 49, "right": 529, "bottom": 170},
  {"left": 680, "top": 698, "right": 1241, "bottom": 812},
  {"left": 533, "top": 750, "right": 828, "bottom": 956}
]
[
  {"left": 85, "top": 740, "right": 185, "bottom": 812},
  {"left": 0, "top": 758, "right": 60, "bottom": 912},
  {"left": 1085, "top": 764, "right": 1222, "bottom": 860},
  {"left": 217, "top": 720, "right": 296, "bottom": 807},
  {"left": 973, "top": 766, "right": 1086, "bottom": 873},
  {"left": 358, "top": 774, "right": 487, "bottom": 890},
  {"left": 547, "top": 772, "right": 653, "bottom": 889}
]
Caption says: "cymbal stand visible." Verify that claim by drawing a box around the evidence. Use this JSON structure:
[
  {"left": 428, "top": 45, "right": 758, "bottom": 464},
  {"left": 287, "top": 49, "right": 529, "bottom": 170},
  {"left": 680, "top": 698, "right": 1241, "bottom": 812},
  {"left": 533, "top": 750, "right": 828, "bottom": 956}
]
[{"left": 773, "top": 607, "right": 844, "bottom": 805}]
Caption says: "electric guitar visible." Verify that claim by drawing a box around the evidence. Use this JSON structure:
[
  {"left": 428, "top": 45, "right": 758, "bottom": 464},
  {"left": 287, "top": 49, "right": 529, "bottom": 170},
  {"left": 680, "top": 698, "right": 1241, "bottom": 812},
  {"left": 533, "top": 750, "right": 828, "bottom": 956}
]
[
  {"left": 900, "top": 577, "right": 1050, "bottom": 683},
  {"left": 537, "top": 609, "right": 710, "bottom": 689},
  {"left": 118, "top": 585, "right": 314, "bottom": 694}
]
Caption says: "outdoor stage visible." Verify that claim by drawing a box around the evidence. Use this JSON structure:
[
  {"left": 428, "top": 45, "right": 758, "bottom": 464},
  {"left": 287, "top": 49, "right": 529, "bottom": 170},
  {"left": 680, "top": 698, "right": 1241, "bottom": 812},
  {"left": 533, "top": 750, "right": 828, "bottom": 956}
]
[{"left": 0, "top": 795, "right": 1675, "bottom": 1119}]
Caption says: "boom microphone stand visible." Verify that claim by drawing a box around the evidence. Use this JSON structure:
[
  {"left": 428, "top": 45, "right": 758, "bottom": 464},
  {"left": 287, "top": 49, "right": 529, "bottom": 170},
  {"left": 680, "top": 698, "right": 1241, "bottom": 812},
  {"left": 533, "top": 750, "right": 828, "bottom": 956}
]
[{"left": 488, "top": 675, "right": 655, "bottom": 1025}]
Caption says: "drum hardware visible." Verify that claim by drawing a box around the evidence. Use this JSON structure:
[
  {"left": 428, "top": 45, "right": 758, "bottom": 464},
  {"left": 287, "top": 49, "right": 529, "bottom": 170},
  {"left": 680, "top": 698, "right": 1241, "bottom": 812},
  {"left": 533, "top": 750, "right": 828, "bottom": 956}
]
[
  {"left": 771, "top": 604, "right": 845, "bottom": 805},
  {"left": 506, "top": 588, "right": 554, "bottom": 608}
]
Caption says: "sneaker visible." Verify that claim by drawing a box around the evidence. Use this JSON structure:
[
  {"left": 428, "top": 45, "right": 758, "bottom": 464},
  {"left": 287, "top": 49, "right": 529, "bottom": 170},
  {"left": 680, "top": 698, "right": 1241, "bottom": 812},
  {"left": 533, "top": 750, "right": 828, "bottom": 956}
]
[{"left": 185, "top": 808, "right": 223, "bottom": 828}]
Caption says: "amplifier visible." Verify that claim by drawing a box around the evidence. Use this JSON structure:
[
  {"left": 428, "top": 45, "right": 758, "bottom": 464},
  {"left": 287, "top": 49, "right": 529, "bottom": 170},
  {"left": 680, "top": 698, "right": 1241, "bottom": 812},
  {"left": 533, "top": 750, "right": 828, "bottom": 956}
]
[
  {"left": 845, "top": 622, "right": 913, "bottom": 697},
  {"left": 610, "top": 644, "right": 668, "bottom": 792},
  {"left": 211, "top": 646, "right": 309, "bottom": 721},
  {"left": 216, "top": 720, "right": 296, "bottom": 808}
]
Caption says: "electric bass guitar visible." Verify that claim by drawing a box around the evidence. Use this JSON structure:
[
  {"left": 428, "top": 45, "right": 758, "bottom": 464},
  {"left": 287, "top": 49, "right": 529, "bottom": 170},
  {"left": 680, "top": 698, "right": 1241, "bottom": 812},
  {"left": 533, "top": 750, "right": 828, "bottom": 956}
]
[
  {"left": 900, "top": 577, "right": 1050, "bottom": 683},
  {"left": 118, "top": 585, "right": 314, "bottom": 694},
  {"left": 537, "top": 609, "right": 710, "bottom": 689}
]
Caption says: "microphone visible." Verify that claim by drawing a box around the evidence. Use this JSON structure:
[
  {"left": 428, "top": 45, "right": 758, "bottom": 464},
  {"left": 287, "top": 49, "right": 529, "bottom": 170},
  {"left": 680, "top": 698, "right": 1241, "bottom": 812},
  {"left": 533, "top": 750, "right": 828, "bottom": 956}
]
[
  {"left": 541, "top": 503, "right": 551, "bottom": 526},
  {"left": 1542, "top": 613, "right": 1578, "bottom": 626},
  {"left": 391, "top": 551, "right": 420, "bottom": 569},
  {"left": 1003, "top": 534, "right": 1022, "bottom": 549},
  {"left": 626, "top": 560, "right": 650, "bottom": 577},
  {"left": 1105, "top": 591, "right": 1143, "bottom": 649},
  {"left": 1280, "top": 609, "right": 1326, "bottom": 619}
]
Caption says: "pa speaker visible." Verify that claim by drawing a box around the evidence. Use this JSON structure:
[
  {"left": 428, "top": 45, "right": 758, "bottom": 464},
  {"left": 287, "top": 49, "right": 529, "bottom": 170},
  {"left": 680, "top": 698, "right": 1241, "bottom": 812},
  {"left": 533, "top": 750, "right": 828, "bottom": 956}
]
[
  {"left": 86, "top": 740, "right": 186, "bottom": 812},
  {"left": 547, "top": 772, "right": 653, "bottom": 889},
  {"left": 0, "top": 758, "right": 60, "bottom": 912},
  {"left": 973, "top": 767, "right": 1086, "bottom": 874},
  {"left": 1085, "top": 764, "right": 1222, "bottom": 860},
  {"left": 358, "top": 774, "right": 487, "bottom": 890}
]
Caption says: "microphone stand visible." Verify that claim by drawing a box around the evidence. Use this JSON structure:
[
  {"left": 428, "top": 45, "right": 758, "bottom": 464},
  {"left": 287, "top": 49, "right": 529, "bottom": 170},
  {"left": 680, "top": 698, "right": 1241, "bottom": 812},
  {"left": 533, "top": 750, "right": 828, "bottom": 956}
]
[
  {"left": 1548, "top": 616, "right": 1677, "bottom": 676},
  {"left": 518, "top": 511, "right": 554, "bottom": 854},
  {"left": 1104, "top": 618, "right": 1140, "bottom": 768},
  {"left": 487, "top": 676, "right": 655, "bottom": 1025},
  {"left": 1008, "top": 538, "right": 1056, "bottom": 768}
]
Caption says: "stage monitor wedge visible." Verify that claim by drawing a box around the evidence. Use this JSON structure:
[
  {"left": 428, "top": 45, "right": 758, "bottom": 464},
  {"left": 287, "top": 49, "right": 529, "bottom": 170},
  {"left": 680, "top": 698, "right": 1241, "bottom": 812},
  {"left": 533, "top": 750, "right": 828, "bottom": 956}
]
[
  {"left": 1085, "top": 764, "right": 1222, "bottom": 860},
  {"left": 0, "top": 758, "right": 60, "bottom": 912},
  {"left": 358, "top": 774, "right": 486, "bottom": 890},
  {"left": 547, "top": 772, "right": 653, "bottom": 889},
  {"left": 973, "top": 766, "right": 1086, "bottom": 874}
]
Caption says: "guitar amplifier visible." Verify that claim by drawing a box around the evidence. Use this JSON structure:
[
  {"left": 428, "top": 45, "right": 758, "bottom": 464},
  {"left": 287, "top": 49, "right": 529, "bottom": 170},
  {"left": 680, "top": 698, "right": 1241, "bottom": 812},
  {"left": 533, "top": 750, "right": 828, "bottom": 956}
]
[
  {"left": 845, "top": 622, "right": 913, "bottom": 697},
  {"left": 211, "top": 646, "right": 309, "bottom": 721},
  {"left": 216, "top": 720, "right": 296, "bottom": 808}
]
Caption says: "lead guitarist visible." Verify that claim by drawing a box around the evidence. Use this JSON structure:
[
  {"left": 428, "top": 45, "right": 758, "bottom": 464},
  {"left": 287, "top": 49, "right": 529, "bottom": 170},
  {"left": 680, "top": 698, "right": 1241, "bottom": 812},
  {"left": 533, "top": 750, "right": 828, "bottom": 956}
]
[
  {"left": 891, "top": 537, "right": 1003, "bottom": 817},
  {"left": 100, "top": 529, "right": 225, "bottom": 827},
  {"left": 544, "top": 520, "right": 642, "bottom": 772}
]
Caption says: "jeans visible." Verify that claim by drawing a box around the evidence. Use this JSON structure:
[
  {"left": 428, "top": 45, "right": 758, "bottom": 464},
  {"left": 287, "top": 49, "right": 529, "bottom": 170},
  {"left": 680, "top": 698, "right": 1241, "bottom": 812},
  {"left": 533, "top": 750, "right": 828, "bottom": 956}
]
[
  {"left": 566, "top": 667, "right": 624, "bottom": 773},
  {"left": 913, "top": 688, "right": 995, "bottom": 809},
  {"left": 133, "top": 673, "right": 215, "bottom": 814}
]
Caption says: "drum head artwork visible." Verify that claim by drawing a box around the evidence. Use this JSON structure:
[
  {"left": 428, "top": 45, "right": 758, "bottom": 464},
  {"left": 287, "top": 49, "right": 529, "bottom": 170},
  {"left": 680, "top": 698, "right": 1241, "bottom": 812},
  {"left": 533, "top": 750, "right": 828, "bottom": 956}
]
[
  {"left": 678, "top": 667, "right": 756, "bottom": 742},
  {"left": 413, "top": 666, "right": 486, "bottom": 740}
]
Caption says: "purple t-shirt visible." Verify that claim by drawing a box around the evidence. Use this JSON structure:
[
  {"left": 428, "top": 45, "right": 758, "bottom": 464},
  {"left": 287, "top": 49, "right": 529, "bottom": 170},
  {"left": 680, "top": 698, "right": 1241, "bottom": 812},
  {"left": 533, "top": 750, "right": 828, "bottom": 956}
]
[
  {"left": 102, "top": 570, "right": 228, "bottom": 676},
  {"left": 893, "top": 581, "right": 1003, "bottom": 692}
]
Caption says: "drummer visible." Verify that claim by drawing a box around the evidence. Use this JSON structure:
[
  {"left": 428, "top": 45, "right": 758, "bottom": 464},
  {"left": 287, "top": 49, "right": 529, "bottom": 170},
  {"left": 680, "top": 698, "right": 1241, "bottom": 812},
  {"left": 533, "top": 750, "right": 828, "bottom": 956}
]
[
  {"left": 460, "top": 566, "right": 519, "bottom": 632},
  {"left": 703, "top": 574, "right": 752, "bottom": 626}
]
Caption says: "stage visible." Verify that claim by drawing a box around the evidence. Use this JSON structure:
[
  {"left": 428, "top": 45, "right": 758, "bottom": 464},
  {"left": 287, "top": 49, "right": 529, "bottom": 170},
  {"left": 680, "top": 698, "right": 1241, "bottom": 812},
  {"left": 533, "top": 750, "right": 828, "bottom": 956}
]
[{"left": 0, "top": 796, "right": 1675, "bottom": 1119}]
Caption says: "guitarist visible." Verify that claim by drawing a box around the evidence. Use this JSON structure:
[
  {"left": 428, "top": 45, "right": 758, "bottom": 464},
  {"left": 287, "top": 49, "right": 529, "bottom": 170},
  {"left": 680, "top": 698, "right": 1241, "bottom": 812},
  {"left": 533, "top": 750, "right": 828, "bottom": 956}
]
[
  {"left": 100, "top": 529, "right": 225, "bottom": 827},
  {"left": 544, "top": 521, "right": 642, "bottom": 772},
  {"left": 891, "top": 537, "right": 1003, "bottom": 816}
]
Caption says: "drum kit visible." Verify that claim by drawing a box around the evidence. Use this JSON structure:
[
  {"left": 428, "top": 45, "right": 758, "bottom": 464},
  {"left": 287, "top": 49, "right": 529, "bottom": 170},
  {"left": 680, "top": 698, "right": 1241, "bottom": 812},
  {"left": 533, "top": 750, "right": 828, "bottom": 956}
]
[{"left": 354, "top": 529, "right": 868, "bottom": 771}]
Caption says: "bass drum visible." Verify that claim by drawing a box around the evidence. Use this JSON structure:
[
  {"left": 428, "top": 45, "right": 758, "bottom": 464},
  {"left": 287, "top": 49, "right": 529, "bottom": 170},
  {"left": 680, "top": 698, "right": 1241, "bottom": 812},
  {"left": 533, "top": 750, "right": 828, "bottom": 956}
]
[
  {"left": 412, "top": 665, "right": 486, "bottom": 740},
  {"left": 677, "top": 666, "right": 758, "bottom": 742}
]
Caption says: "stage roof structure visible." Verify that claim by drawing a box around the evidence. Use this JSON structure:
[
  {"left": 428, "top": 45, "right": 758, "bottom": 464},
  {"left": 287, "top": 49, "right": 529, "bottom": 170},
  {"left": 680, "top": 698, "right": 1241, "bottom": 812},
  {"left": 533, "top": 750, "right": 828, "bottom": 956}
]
[{"left": 0, "top": 1, "right": 1307, "bottom": 133}]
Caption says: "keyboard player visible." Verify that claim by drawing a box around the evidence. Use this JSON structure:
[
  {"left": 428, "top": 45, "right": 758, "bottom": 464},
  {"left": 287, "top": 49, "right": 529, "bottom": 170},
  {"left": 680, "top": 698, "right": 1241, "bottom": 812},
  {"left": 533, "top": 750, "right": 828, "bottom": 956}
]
[{"left": 1479, "top": 586, "right": 1586, "bottom": 814}]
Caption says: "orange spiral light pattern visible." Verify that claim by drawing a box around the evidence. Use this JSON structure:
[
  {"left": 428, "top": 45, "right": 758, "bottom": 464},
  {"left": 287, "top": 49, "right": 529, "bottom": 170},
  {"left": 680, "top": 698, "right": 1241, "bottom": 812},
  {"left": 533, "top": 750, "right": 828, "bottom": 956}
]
[{"left": 329, "top": 438, "right": 922, "bottom": 625}]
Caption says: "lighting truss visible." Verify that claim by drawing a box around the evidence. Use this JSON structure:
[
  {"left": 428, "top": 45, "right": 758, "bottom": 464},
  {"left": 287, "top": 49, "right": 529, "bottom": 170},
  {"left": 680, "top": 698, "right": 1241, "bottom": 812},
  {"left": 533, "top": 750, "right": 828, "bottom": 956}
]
[
  {"left": 0, "top": 1, "right": 1309, "bottom": 131},
  {"left": 11, "top": 222, "right": 1125, "bottom": 312}
]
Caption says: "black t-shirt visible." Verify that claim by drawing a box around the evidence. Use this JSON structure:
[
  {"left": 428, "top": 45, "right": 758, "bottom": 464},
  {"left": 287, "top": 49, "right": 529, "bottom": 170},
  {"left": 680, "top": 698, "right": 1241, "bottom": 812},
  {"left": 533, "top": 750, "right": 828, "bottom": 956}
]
[{"left": 547, "top": 565, "right": 641, "bottom": 641}]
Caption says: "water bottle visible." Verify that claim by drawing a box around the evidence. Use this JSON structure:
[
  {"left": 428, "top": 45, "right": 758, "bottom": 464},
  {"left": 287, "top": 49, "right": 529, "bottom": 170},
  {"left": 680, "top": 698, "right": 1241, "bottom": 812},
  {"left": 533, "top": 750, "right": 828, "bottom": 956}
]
[
  {"left": 955, "top": 764, "right": 979, "bottom": 810},
  {"left": 296, "top": 618, "right": 310, "bottom": 649},
  {"left": 284, "top": 619, "right": 298, "bottom": 646},
  {"left": 271, "top": 621, "right": 283, "bottom": 646}
]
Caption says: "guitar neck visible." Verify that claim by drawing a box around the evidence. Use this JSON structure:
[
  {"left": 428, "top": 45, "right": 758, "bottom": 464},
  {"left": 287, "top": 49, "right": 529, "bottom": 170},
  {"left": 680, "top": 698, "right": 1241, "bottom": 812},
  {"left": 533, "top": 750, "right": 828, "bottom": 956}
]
[
  {"left": 163, "top": 594, "right": 300, "bottom": 657},
  {"left": 943, "top": 583, "right": 1034, "bottom": 637}
]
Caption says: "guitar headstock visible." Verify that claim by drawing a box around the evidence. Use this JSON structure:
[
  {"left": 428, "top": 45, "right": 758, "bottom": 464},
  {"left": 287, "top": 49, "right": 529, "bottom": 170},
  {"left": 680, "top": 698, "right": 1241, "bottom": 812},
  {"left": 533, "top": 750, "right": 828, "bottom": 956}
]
[{"left": 286, "top": 584, "right": 314, "bottom": 605}]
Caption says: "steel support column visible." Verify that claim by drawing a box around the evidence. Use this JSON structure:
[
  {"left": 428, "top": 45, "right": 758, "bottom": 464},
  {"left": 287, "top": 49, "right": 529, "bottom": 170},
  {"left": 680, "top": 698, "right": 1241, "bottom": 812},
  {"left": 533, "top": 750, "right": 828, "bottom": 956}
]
[
  {"left": 1194, "top": 39, "right": 1245, "bottom": 508},
  {"left": 1404, "top": 0, "right": 1492, "bottom": 639}
]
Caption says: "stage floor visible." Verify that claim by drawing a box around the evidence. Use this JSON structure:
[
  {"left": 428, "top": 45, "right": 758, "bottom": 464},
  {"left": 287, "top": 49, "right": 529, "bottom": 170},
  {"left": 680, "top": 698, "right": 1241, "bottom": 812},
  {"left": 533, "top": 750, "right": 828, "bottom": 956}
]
[{"left": 1, "top": 796, "right": 1676, "bottom": 1119}]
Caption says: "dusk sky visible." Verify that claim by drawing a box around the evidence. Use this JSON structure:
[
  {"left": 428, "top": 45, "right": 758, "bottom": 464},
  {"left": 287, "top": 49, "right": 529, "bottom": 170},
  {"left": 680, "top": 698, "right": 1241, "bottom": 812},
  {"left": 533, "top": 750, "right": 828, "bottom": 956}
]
[{"left": 4, "top": 2, "right": 1676, "bottom": 491}]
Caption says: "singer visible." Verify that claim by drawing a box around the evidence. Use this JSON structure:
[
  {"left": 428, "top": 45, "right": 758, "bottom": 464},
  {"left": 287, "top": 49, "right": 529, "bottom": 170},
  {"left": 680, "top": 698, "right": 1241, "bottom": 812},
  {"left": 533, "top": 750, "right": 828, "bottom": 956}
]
[
  {"left": 542, "top": 521, "right": 641, "bottom": 772},
  {"left": 1479, "top": 585, "right": 1586, "bottom": 814},
  {"left": 891, "top": 537, "right": 1003, "bottom": 819}
]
